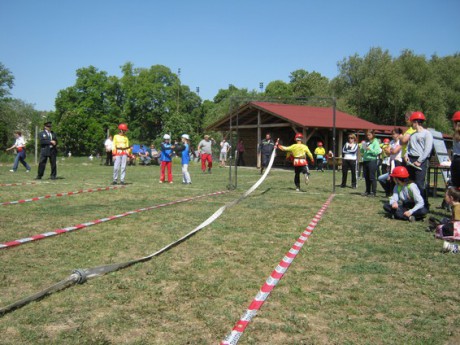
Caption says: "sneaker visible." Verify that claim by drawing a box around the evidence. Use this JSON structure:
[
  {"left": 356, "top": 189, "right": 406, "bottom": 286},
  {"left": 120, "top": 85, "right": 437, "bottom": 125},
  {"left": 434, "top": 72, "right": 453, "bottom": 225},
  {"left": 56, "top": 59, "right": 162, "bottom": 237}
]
[
  {"left": 120, "top": 181, "right": 126, "bottom": 185},
  {"left": 159, "top": 181, "right": 163, "bottom": 183},
  {"left": 208, "top": 168, "right": 212, "bottom": 174},
  {"left": 9, "top": 169, "right": 14, "bottom": 172},
  {"left": 34, "top": 177, "right": 42, "bottom": 180},
  {"left": 296, "top": 188, "right": 300, "bottom": 192},
  {"left": 361, "top": 192, "right": 369, "bottom": 197},
  {"left": 368, "top": 193, "right": 376, "bottom": 198},
  {"left": 408, "top": 216, "right": 416, "bottom": 222},
  {"left": 169, "top": 181, "right": 173, "bottom": 184},
  {"left": 304, "top": 173, "right": 309, "bottom": 185},
  {"left": 442, "top": 241, "right": 459, "bottom": 254},
  {"left": 26, "top": 170, "right": 30, "bottom": 173},
  {"left": 112, "top": 181, "right": 118, "bottom": 185}
]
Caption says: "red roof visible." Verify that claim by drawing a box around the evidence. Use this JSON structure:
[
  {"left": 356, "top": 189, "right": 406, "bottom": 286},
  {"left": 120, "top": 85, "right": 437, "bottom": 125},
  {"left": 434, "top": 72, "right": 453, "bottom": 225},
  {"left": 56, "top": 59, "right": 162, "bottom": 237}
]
[{"left": 251, "top": 102, "right": 389, "bottom": 131}]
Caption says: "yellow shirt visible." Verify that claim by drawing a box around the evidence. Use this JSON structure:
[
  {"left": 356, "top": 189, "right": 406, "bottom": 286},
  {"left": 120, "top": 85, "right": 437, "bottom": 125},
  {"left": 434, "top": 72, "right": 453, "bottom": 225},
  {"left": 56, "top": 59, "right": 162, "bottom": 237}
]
[
  {"left": 402, "top": 127, "right": 416, "bottom": 156},
  {"left": 112, "top": 134, "right": 130, "bottom": 155},
  {"left": 314, "top": 147, "right": 326, "bottom": 156},
  {"left": 280, "top": 143, "right": 314, "bottom": 161}
]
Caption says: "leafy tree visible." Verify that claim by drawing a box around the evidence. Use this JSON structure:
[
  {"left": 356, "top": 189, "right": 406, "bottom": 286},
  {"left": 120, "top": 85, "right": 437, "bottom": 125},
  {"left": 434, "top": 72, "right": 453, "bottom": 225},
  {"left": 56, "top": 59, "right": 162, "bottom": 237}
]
[
  {"left": 265, "top": 80, "right": 292, "bottom": 98},
  {"left": 0, "top": 62, "right": 14, "bottom": 99},
  {"left": 289, "top": 69, "right": 330, "bottom": 98}
]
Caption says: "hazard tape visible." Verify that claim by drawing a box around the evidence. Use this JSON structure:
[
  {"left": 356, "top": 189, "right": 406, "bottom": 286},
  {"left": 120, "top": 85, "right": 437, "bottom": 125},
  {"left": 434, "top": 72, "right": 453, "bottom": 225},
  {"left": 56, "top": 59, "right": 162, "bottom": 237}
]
[
  {"left": 0, "top": 182, "right": 37, "bottom": 187},
  {"left": 0, "top": 191, "right": 228, "bottom": 250},
  {"left": 221, "top": 193, "right": 335, "bottom": 345},
  {"left": 0, "top": 185, "right": 124, "bottom": 206}
]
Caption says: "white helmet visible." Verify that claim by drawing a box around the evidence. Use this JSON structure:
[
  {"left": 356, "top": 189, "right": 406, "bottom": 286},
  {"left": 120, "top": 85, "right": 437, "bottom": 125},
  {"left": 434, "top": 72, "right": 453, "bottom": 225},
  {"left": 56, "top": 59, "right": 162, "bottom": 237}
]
[
  {"left": 163, "top": 134, "right": 171, "bottom": 140},
  {"left": 181, "top": 134, "right": 190, "bottom": 140}
]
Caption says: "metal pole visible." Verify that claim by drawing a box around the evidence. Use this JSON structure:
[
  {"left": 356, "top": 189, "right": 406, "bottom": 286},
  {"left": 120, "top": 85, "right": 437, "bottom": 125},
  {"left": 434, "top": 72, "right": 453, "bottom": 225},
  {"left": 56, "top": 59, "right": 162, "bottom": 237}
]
[
  {"left": 332, "top": 98, "right": 337, "bottom": 193},
  {"left": 35, "top": 125, "right": 38, "bottom": 165}
]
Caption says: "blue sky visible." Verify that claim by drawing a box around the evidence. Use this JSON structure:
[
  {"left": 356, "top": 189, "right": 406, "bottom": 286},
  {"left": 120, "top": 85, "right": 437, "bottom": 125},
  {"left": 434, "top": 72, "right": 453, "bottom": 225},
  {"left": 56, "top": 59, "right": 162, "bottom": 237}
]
[{"left": 1, "top": 0, "right": 459, "bottom": 111}]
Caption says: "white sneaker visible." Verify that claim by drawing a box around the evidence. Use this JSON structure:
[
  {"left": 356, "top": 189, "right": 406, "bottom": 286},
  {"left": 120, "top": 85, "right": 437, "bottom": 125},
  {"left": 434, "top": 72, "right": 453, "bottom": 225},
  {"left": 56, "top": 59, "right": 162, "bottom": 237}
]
[
  {"left": 26, "top": 170, "right": 30, "bottom": 173},
  {"left": 304, "top": 173, "right": 309, "bottom": 185},
  {"left": 443, "top": 241, "right": 459, "bottom": 253},
  {"left": 9, "top": 170, "right": 14, "bottom": 172},
  {"left": 296, "top": 188, "right": 300, "bottom": 192},
  {"left": 159, "top": 181, "right": 163, "bottom": 183}
]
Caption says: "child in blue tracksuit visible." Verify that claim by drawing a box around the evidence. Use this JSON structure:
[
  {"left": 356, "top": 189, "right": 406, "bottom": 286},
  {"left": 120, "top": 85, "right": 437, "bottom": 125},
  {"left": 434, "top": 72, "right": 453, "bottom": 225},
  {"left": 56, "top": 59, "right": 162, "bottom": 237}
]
[
  {"left": 175, "top": 134, "right": 192, "bottom": 184},
  {"left": 160, "top": 134, "right": 174, "bottom": 183}
]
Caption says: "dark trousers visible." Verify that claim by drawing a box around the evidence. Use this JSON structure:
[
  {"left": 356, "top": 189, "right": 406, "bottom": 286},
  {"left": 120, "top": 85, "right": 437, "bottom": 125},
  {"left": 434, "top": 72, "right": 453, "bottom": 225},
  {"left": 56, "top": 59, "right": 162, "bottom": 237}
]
[
  {"left": 451, "top": 155, "right": 460, "bottom": 187},
  {"left": 407, "top": 156, "right": 429, "bottom": 208},
  {"left": 294, "top": 165, "right": 309, "bottom": 188},
  {"left": 237, "top": 152, "right": 245, "bottom": 166},
  {"left": 383, "top": 202, "right": 428, "bottom": 221},
  {"left": 38, "top": 153, "right": 57, "bottom": 178},
  {"left": 341, "top": 159, "right": 357, "bottom": 187},
  {"left": 106, "top": 151, "right": 113, "bottom": 166},
  {"left": 363, "top": 160, "right": 378, "bottom": 194}
]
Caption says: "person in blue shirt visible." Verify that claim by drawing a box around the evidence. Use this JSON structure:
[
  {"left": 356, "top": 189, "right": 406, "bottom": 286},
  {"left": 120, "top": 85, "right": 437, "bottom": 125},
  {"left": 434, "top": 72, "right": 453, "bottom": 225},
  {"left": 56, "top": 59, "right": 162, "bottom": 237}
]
[
  {"left": 138, "top": 145, "right": 152, "bottom": 165},
  {"left": 159, "top": 134, "right": 174, "bottom": 183},
  {"left": 175, "top": 134, "right": 192, "bottom": 184}
]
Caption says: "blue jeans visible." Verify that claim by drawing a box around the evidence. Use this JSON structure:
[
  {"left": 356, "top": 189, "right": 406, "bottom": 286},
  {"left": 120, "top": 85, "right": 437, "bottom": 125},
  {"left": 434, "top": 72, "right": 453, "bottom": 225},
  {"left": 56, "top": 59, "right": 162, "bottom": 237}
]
[{"left": 13, "top": 151, "right": 31, "bottom": 171}]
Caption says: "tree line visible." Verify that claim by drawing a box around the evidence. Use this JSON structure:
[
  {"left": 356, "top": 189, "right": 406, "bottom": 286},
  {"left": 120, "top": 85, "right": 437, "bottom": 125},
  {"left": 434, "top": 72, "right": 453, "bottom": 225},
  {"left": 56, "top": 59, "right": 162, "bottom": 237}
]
[{"left": 1, "top": 47, "right": 459, "bottom": 155}]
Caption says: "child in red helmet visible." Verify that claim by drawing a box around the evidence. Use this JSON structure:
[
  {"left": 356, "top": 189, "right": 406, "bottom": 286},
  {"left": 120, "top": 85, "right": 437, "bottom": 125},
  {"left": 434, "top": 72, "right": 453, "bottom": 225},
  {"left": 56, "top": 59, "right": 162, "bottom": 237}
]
[
  {"left": 383, "top": 166, "right": 428, "bottom": 221},
  {"left": 112, "top": 123, "right": 129, "bottom": 185},
  {"left": 278, "top": 133, "right": 314, "bottom": 192},
  {"left": 314, "top": 141, "right": 326, "bottom": 172}
]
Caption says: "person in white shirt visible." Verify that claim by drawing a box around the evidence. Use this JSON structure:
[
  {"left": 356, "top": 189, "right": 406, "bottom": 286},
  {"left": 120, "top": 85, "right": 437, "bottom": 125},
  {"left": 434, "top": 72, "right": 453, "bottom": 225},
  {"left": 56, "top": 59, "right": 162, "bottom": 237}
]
[
  {"left": 340, "top": 133, "right": 358, "bottom": 188},
  {"left": 104, "top": 135, "right": 113, "bottom": 166},
  {"left": 6, "top": 131, "right": 31, "bottom": 173},
  {"left": 219, "top": 139, "right": 231, "bottom": 167}
]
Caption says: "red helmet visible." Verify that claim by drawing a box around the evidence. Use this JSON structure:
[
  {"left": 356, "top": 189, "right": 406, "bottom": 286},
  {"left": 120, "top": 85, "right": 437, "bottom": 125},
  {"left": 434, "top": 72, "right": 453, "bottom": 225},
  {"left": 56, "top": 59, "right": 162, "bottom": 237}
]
[
  {"left": 452, "top": 111, "right": 460, "bottom": 122},
  {"left": 390, "top": 166, "right": 409, "bottom": 179},
  {"left": 294, "top": 133, "right": 303, "bottom": 140},
  {"left": 317, "top": 141, "right": 323, "bottom": 146},
  {"left": 118, "top": 123, "right": 128, "bottom": 131},
  {"left": 409, "top": 111, "right": 426, "bottom": 122},
  {"left": 383, "top": 138, "right": 390, "bottom": 144}
]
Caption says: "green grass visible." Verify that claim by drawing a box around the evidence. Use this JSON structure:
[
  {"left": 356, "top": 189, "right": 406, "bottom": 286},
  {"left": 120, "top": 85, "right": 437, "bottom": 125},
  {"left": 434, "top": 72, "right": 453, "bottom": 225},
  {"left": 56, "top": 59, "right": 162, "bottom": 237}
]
[{"left": 0, "top": 157, "right": 458, "bottom": 344}]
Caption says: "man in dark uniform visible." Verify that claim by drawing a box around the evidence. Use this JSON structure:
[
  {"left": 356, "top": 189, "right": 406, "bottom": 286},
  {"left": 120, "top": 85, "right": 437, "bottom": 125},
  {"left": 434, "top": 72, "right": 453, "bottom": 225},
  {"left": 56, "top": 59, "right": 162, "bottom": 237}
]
[
  {"left": 35, "top": 121, "right": 58, "bottom": 180},
  {"left": 258, "top": 133, "right": 275, "bottom": 174}
]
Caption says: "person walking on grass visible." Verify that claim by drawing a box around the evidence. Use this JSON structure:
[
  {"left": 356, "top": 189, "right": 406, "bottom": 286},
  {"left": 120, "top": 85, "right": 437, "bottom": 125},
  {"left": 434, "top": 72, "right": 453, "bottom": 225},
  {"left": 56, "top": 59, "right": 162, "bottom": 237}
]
[
  {"left": 6, "top": 131, "right": 31, "bottom": 173},
  {"left": 175, "top": 134, "right": 192, "bottom": 184},
  {"left": 198, "top": 134, "right": 215, "bottom": 173},
  {"left": 35, "top": 121, "right": 58, "bottom": 180},
  {"left": 219, "top": 138, "right": 231, "bottom": 167},
  {"left": 159, "top": 134, "right": 174, "bottom": 183},
  {"left": 383, "top": 166, "right": 428, "bottom": 222},
  {"left": 278, "top": 133, "right": 314, "bottom": 192},
  {"left": 360, "top": 129, "right": 381, "bottom": 197},
  {"left": 112, "top": 123, "right": 129, "bottom": 185}
]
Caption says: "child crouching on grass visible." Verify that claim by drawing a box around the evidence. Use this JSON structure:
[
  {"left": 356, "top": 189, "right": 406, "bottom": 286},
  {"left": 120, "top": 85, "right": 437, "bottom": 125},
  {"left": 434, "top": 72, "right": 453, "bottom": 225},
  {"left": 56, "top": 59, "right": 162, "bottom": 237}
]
[
  {"left": 383, "top": 166, "right": 428, "bottom": 222},
  {"left": 432, "top": 187, "right": 460, "bottom": 253}
]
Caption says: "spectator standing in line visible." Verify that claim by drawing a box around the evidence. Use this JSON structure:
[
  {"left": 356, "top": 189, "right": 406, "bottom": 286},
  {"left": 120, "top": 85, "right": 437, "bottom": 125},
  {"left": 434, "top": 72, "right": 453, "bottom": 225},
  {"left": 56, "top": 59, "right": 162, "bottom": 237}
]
[
  {"left": 6, "top": 131, "right": 31, "bottom": 173},
  {"left": 258, "top": 133, "right": 275, "bottom": 175},
  {"left": 236, "top": 139, "right": 245, "bottom": 166},
  {"left": 104, "top": 135, "right": 113, "bottom": 166},
  {"left": 159, "top": 134, "right": 174, "bottom": 183},
  {"left": 219, "top": 138, "right": 231, "bottom": 167},
  {"left": 112, "top": 123, "right": 129, "bottom": 185},
  {"left": 340, "top": 133, "right": 358, "bottom": 188},
  {"left": 198, "top": 134, "right": 215, "bottom": 173},
  {"left": 450, "top": 111, "right": 460, "bottom": 188},
  {"left": 360, "top": 129, "right": 381, "bottom": 197},
  {"left": 404, "top": 111, "right": 433, "bottom": 209},
  {"left": 35, "top": 121, "right": 58, "bottom": 180}
]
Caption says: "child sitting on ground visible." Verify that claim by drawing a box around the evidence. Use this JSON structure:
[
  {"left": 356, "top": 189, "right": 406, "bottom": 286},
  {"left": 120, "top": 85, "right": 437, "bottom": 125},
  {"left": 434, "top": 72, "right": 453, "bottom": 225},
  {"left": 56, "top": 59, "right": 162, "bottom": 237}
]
[
  {"left": 383, "top": 166, "right": 428, "bottom": 222},
  {"left": 432, "top": 187, "right": 460, "bottom": 253}
]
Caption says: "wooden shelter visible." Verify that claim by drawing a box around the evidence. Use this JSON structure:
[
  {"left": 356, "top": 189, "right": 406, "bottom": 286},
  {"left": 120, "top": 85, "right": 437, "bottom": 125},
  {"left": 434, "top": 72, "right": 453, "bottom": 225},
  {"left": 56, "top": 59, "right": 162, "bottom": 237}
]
[{"left": 206, "top": 101, "right": 392, "bottom": 167}]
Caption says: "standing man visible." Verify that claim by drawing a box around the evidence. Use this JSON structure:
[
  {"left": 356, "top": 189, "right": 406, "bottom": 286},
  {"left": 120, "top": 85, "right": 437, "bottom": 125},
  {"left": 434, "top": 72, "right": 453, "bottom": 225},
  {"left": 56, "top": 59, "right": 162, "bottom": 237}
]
[
  {"left": 104, "top": 135, "right": 113, "bottom": 166},
  {"left": 236, "top": 139, "right": 245, "bottom": 166},
  {"left": 198, "top": 134, "right": 215, "bottom": 173},
  {"left": 258, "top": 133, "right": 275, "bottom": 174},
  {"left": 112, "top": 123, "right": 129, "bottom": 185},
  {"left": 36, "top": 121, "right": 57, "bottom": 180}
]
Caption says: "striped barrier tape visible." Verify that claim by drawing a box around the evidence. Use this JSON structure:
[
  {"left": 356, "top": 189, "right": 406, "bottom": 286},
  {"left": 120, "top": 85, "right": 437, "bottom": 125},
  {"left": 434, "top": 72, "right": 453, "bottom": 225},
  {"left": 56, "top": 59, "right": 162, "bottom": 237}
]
[
  {"left": 0, "top": 191, "right": 228, "bottom": 250},
  {"left": 0, "top": 185, "right": 124, "bottom": 206},
  {"left": 221, "top": 193, "right": 335, "bottom": 345},
  {"left": 0, "top": 182, "right": 37, "bottom": 187}
]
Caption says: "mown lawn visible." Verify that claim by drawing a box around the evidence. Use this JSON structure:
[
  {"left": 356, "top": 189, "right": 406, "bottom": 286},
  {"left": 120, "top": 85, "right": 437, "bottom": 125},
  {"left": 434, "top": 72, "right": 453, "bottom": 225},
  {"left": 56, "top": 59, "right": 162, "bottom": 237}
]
[{"left": 0, "top": 157, "right": 458, "bottom": 344}]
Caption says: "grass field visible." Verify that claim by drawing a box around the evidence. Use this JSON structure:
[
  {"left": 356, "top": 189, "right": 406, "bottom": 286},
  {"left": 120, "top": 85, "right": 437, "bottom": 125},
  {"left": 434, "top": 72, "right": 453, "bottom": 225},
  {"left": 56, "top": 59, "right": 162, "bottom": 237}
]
[{"left": 0, "top": 156, "right": 458, "bottom": 345}]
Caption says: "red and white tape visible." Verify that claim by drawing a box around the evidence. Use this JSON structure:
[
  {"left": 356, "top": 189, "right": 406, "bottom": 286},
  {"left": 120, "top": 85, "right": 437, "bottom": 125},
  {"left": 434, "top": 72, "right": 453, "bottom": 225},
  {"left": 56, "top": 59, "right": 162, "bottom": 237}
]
[
  {"left": 221, "top": 194, "right": 335, "bottom": 345},
  {"left": 0, "top": 191, "right": 227, "bottom": 250},
  {"left": 0, "top": 182, "right": 37, "bottom": 187},
  {"left": 0, "top": 186, "right": 124, "bottom": 206}
]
